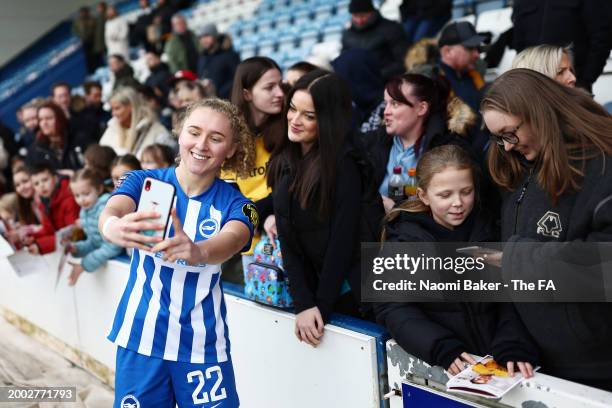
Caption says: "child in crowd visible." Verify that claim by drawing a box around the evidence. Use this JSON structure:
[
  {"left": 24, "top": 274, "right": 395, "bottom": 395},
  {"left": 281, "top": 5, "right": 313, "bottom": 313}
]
[
  {"left": 65, "top": 168, "right": 123, "bottom": 285},
  {"left": 110, "top": 154, "right": 141, "bottom": 188},
  {"left": 376, "top": 145, "right": 538, "bottom": 378},
  {"left": 8, "top": 167, "right": 42, "bottom": 247},
  {"left": 0, "top": 193, "right": 19, "bottom": 240},
  {"left": 84, "top": 144, "right": 118, "bottom": 191},
  {"left": 140, "top": 143, "right": 175, "bottom": 170},
  {"left": 26, "top": 162, "right": 80, "bottom": 254}
]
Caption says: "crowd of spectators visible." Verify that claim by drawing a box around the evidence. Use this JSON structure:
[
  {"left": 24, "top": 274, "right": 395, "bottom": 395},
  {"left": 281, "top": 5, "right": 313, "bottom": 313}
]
[{"left": 0, "top": 0, "right": 611, "bottom": 397}]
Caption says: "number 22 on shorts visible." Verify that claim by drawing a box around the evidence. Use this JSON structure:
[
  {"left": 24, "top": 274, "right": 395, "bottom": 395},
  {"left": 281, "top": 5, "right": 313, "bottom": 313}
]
[{"left": 187, "top": 366, "right": 227, "bottom": 405}]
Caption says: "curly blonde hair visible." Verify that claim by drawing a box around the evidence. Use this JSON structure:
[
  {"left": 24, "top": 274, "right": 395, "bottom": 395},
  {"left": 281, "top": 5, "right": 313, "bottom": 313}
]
[{"left": 173, "top": 98, "right": 255, "bottom": 178}]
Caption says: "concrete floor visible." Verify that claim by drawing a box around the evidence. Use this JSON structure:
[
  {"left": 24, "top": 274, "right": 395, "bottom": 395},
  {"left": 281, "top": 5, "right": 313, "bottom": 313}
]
[{"left": 0, "top": 316, "right": 114, "bottom": 408}]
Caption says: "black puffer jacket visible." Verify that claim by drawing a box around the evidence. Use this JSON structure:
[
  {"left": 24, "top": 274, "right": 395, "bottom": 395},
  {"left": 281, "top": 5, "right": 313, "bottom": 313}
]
[
  {"left": 341, "top": 11, "right": 408, "bottom": 80},
  {"left": 376, "top": 210, "right": 539, "bottom": 369},
  {"left": 500, "top": 154, "right": 612, "bottom": 390},
  {"left": 273, "top": 147, "right": 362, "bottom": 323}
]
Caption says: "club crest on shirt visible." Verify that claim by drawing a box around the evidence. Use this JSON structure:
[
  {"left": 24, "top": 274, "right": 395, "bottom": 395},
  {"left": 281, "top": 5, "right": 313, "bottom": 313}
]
[
  {"left": 536, "top": 211, "right": 562, "bottom": 238},
  {"left": 120, "top": 395, "right": 140, "bottom": 408},
  {"left": 242, "top": 203, "right": 259, "bottom": 227},
  {"left": 199, "top": 217, "right": 220, "bottom": 238}
]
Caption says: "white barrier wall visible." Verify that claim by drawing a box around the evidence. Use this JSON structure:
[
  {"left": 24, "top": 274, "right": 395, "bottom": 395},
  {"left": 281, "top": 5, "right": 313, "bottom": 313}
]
[{"left": 0, "top": 253, "right": 382, "bottom": 408}]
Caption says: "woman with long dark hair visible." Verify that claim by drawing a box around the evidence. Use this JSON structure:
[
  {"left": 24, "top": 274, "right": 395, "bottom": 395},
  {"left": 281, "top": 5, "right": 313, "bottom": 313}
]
[
  {"left": 268, "top": 70, "right": 365, "bottom": 346},
  {"left": 224, "top": 57, "right": 285, "bottom": 275},
  {"left": 26, "top": 101, "right": 83, "bottom": 172},
  {"left": 481, "top": 69, "right": 612, "bottom": 390}
]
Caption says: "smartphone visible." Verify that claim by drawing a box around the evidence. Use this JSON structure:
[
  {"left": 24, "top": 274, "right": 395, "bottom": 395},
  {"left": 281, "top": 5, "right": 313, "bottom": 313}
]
[
  {"left": 137, "top": 177, "right": 176, "bottom": 243},
  {"left": 456, "top": 246, "right": 501, "bottom": 257}
]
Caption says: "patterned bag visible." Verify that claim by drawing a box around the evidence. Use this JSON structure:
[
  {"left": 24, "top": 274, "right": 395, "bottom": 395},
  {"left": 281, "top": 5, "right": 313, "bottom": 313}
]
[{"left": 244, "top": 236, "right": 293, "bottom": 308}]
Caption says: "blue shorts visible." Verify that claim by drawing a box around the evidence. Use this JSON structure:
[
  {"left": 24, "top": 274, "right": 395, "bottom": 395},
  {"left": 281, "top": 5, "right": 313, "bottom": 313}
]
[{"left": 114, "top": 346, "right": 239, "bottom": 408}]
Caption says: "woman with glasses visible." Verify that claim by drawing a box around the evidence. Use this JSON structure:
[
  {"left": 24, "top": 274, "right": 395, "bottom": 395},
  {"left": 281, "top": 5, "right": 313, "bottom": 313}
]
[
  {"left": 363, "top": 72, "right": 479, "bottom": 213},
  {"left": 481, "top": 69, "right": 612, "bottom": 391}
]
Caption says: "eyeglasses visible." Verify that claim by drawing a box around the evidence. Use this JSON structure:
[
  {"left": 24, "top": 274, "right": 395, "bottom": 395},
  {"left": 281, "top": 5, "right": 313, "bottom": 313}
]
[{"left": 489, "top": 121, "right": 522, "bottom": 146}]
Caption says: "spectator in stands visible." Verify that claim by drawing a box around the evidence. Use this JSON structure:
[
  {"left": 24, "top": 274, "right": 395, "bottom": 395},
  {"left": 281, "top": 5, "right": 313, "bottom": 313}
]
[
  {"left": 341, "top": 0, "right": 409, "bottom": 80},
  {"left": 197, "top": 23, "right": 240, "bottom": 99},
  {"left": 481, "top": 69, "right": 612, "bottom": 391},
  {"left": 12, "top": 166, "right": 42, "bottom": 228},
  {"left": 51, "top": 82, "right": 72, "bottom": 119},
  {"left": 268, "top": 71, "right": 364, "bottom": 345},
  {"left": 376, "top": 144, "right": 538, "bottom": 377},
  {"left": 129, "top": 0, "right": 153, "bottom": 48},
  {"left": 438, "top": 21, "right": 486, "bottom": 113},
  {"left": 51, "top": 82, "right": 100, "bottom": 152},
  {"left": 108, "top": 54, "right": 140, "bottom": 92},
  {"left": 84, "top": 144, "right": 117, "bottom": 191},
  {"left": 164, "top": 14, "right": 199, "bottom": 73},
  {"left": 511, "top": 0, "right": 612, "bottom": 92},
  {"left": 25, "top": 162, "right": 80, "bottom": 254},
  {"left": 285, "top": 61, "right": 318, "bottom": 88},
  {"left": 400, "top": 0, "right": 452, "bottom": 45},
  {"left": 82, "top": 81, "right": 112, "bottom": 135},
  {"left": 332, "top": 49, "right": 385, "bottom": 133},
  {"left": 140, "top": 143, "right": 175, "bottom": 170},
  {"left": 66, "top": 168, "right": 122, "bottom": 285},
  {"left": 174, "top": 80, "right": 206, "bottom": 108},
  {"left": 3, "top": 167, "right": 42, "bottom": 249},
  {"left": 226, "top": 57, "right": 284, "bottom": 279},
  {"left": 144, "top": 48, "right": 172, "bottom": 101},
  {"left": 0, "top": 193, "right": 18, "bottom": 233},
  {"left": 100, "top": 87, "right": 175, "bottom": 159},
  {"left": 105, "top": 5, "right": 130, "bottom": 60},
  {"left": 16, "top": 101, "right": 41, "bottom": 150},
  {"left": 146, "top": 15, "right": 165, "bottom": 54},
  {"left": 150, "top": 0, "right": 176, "bottom": 37},
  {"left": 94, "top": 2, "right": 107, "bottom": 63},
  {"left": 363, "top": 73, "right": 476, "bottom": 213},
  {"left": 26, "top": 101, "right": 83, "bottom": 172},
  {"left": 512, "top": 45, "right": 576, "bottom": 88},
  {"left": 72, "top": 6, "right": 99, "bottom": 73},
  {"left": 110, "top": 154, "right": 141, "bottom": 188}
]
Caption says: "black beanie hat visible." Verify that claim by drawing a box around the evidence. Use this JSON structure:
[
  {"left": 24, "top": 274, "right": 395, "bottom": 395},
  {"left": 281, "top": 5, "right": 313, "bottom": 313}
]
[{"left": 349, "top": 0, "right": 375, "bottom": 13}]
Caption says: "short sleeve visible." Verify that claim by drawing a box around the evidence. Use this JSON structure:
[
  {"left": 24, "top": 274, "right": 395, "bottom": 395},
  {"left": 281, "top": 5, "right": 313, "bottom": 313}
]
[
  {"left": 225, "top": 196, "right": 258, "bottom": 252},
  {"left": 111, "top": 170, "right": 145, "bottom": 205}
]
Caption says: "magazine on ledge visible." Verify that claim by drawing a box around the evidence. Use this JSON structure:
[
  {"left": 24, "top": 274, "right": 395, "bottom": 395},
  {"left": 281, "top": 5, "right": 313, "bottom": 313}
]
[{"left": 446, "top": 356, "right": 536, "bottom": 399}]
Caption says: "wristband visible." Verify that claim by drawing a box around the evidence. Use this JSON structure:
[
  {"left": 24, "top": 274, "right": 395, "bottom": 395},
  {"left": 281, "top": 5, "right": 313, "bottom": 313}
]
[{"left": 102, "top": 216, "right": 119, "bottom": 240}]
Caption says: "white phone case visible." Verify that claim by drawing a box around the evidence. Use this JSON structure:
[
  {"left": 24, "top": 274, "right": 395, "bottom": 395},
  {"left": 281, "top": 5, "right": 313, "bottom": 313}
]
[{"left": 137, "top": 177, "right": 176, "bottom": 242}]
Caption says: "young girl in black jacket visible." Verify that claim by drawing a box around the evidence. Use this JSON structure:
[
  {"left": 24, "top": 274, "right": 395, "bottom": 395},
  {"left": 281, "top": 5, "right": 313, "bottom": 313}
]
[
  {"left": 267, "top": 70, "right": 366, "bottom": 347},
  {"left": 376, "top": 144, "right": 538, "bottom": 377}
]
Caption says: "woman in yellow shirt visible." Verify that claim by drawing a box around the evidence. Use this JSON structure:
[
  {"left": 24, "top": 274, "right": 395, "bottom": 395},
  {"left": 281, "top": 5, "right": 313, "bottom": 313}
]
[{"left": 223, "top": 57, "right": 285, "bottom": 276}]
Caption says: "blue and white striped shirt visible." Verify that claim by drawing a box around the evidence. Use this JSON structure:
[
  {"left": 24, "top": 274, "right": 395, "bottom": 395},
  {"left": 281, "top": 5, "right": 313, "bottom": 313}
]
[{"left": 107, "top": 168, "right": 256, "bottom": 363}]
